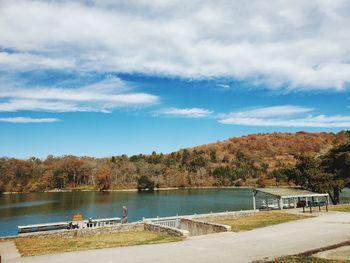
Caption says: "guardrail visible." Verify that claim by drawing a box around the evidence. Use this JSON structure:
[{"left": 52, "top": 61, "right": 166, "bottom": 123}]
[
  {"left": 151, "top": 218, "right": 180, "bottom": 228},
  {"left": 143, "top": 209, "right": 257, "bottom": 222}
]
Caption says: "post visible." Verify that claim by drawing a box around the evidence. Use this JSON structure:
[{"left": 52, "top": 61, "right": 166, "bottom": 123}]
[
  {"left": 279, "top": 198, "right": 283, "bottom": 210},
  {"left": 253, "top": 191, "right": 256, "bottom": 211},
  {"left": 294, "top": 198, "right": 297, "bottom": 208},
  {"left": 327, "top": 195, "right": 330, "bottom": 206}
]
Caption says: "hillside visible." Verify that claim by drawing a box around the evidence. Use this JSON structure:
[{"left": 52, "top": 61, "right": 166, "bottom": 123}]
[
  {"left": 193, "top": 131, "right": 350, "bottom": 169},
  {"left": 1, "top": 131, "right": 350, "bottom": 192}
]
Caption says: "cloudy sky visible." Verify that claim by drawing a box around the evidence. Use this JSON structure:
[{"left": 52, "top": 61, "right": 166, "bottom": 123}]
[{"left": 0, "top": 0, "right": 349, "bottom": 158}]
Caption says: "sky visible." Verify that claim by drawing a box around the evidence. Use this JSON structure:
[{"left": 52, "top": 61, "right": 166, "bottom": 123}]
[{"left": 0, "top": 0, "right": 350, "bottom": 158}]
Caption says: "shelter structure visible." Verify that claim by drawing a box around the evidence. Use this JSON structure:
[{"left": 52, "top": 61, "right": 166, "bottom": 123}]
[{"left": 252, "top": 187, "right": 330, "bottom": 210}]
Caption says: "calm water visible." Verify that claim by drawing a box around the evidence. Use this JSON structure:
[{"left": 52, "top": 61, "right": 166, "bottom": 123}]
[{"left": 1, "top": 188, "right": 350, "bottom": 237}]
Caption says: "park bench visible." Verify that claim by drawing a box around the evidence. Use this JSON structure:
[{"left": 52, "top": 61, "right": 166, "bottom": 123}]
[{"left": 299, "top": 200, "right": 328, "bottom": 213}]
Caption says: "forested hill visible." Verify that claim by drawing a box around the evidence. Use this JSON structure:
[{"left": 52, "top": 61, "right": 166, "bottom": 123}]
[{"left": 1, "top": 131, "right": 350, "bottom": 193}]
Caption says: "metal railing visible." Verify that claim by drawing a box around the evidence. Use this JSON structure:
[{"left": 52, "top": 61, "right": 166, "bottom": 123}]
[{"left": 151, "top": 218, "right": 180, "bottom": 229}]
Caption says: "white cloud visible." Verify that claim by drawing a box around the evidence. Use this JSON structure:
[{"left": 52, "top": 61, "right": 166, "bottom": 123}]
[
  {"left": 158, "top": 107, "right": 213, "bottom": 118},
  {"left": 0, "top": 99, "right": 88, "bottom": 113},
  {"left": 219, "top": 106, "right": 313, "bottom": 118},
  {"left": 0, "top": 77, "right": 159, "bottom": 113},
  {"left": 0, "top": 52, "right": 75, "bottom": 71},
  {"left": 0, "top": 117, "right": 60, "bottom": 123},
  {"left": 216, "top": 84, "right": 231, "bottom": 90},
  {"left": 219, "top": 106, "right": 350, "bottom": 127},
  {"left": 0, "top": 0, "right": 350, "bottom": 90}
]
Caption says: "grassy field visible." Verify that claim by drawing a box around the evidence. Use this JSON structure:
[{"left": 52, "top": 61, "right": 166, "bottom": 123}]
[
  {"left": 14, "top": 231, "right": 182, "bottom": 256},
  {"left": 211, "top": 211, "right": 311, "bottom": 232},
  {"left": 274, "top": 256, "right": 349, "bottom": 262},
  {"left": 328, "top": 204, "right": 350, "bottom": 212}
]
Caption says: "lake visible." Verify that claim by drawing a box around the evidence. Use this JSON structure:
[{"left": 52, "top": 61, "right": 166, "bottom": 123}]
[{"left": 1, "top": 188, "right": 350, "bottom": 237}]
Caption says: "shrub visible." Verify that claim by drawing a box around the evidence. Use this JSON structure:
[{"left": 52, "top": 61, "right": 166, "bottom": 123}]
[{"left": 137, "top": 176, "right": 155, "bottom": 192}]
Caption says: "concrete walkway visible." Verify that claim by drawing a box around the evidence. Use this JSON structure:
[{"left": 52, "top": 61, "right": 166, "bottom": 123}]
[
  {"left": 0, "top": 241, "right": 20, "bottom": 262},
  {"left": 315, "top": 245, "right": 350, "bottom": 260},
  {"left": 6, "top": 212, "right": 350, "bottom": 263}
]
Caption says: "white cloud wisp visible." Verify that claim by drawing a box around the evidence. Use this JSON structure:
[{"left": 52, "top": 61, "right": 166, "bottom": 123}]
[
  {"left": 157, "top": 107, "right": 213, "bottom": 118},
  {"left": 0, "top": 77, "right": 159, "bottom": 113},
  {"left": 219, "top": 106, "right": 350, "bottom": 128},
  {"left": 0, "top": 117, "right": 60, "bottom": 123}
]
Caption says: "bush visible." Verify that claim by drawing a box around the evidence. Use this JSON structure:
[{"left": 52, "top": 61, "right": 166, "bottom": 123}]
[{"left": 137, "top": 176, "right": 155, "bottom": 192}]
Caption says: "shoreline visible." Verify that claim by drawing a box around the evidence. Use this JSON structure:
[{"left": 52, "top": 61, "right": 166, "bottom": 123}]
[{"left": 1, "top": 186, "right": 254, "bottom": 195}]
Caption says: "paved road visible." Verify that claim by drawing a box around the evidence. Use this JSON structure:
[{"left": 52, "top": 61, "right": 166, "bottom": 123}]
[{"left": 7, "top": 212, "right": 350, "bottom": 263}]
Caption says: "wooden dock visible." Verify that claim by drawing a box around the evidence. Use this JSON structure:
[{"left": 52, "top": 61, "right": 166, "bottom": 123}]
[{"left": 18, "top": 217, "right": 121, "bottom": 234}]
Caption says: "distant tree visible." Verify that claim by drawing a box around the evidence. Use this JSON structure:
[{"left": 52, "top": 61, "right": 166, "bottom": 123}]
[
  {"left": 147, "top": 151, "right": 164, "bottom": 164},
  {"left": 212, "top": 166, "right": 236, "bottom": 186},
  {"left": 188, "top": 150, "right": 207, "bottom": 172},
  {"left": 268, "top": 168, "right": 288, "bottom": 182},
  {"left": 0, "top": 181, "right": 4, "bottom": 194},
  {"left": 322, "top": 143, "right": 350, "bottom": 204},
  {"left": 286, "top": 152, "right": 346, "bottom": 204},
  {"left": 97, "top": 166, "right": 112, "bottom": 190},
  {"left": 137, "top": 175, "right": 155, "bottom": 192},
  {"left": 1, "top": 131, "right": 350, "bottom": 193},
  {"left": 181, "top": 149, "right": 190, "bottom": 166},
  {"left": 260, "top": 163, "right": 269, "bottom": 174},
  {"left": 209, "top": 149, "right": 217, "bottom": 163},
  {"left": 257, "top": 176, "right": 267, "bottom": 188}
]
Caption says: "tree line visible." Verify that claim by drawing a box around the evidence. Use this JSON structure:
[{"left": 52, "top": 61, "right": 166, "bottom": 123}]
[
  {"left": 0, "top": 149, "right": 269, "bottom": 192},
  {"left": 0, "top": 132, "right": 349, "bottom": 194}
]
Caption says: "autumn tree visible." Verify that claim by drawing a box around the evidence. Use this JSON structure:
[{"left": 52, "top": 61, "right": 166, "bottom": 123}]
[
  {"left": 0, "top": 131, "right": 350, "bottom": 192},
  {"left": 97, "top": 166, "right": 112, "bottom": 190}
]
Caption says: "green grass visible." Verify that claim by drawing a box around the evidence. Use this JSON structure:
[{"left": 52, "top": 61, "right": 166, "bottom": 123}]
[
  {"left": 14, "top": 230, "right": 182, "bottom": 256},
  {"left": 274, "top": 256, "right": 349, "bottom": 262},
  {"left": 212, "top": 211, "right": 311, "bottom": 232}
]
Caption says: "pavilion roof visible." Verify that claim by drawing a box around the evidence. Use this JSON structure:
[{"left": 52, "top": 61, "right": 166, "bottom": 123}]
[{"left": 253, "top": 187, "right": 328, "bottom": 199}]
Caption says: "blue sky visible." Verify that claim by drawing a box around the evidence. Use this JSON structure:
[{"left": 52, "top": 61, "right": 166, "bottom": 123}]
[{"left": 0, "top": 0, "right": 349, "bottom": 158}]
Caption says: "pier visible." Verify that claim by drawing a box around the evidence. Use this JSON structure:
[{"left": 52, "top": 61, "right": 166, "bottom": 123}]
[{"left": 18, "top": 217, "right": 121, "bottom": 234}]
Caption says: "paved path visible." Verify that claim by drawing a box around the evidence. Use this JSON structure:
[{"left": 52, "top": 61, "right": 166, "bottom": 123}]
[
  {"left": 7, "top": 212, "right": 350, "bottom": 263},
  {"left": 315, "top": 245, "right": 350, "bottom": 260},
  {"left": 0, "top": 241, "right": 20, "bottom": 261}
]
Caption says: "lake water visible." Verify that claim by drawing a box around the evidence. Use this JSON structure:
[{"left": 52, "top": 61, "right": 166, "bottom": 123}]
[{"left": 1, "top": 188, "right": 350, "bottom": 237}]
